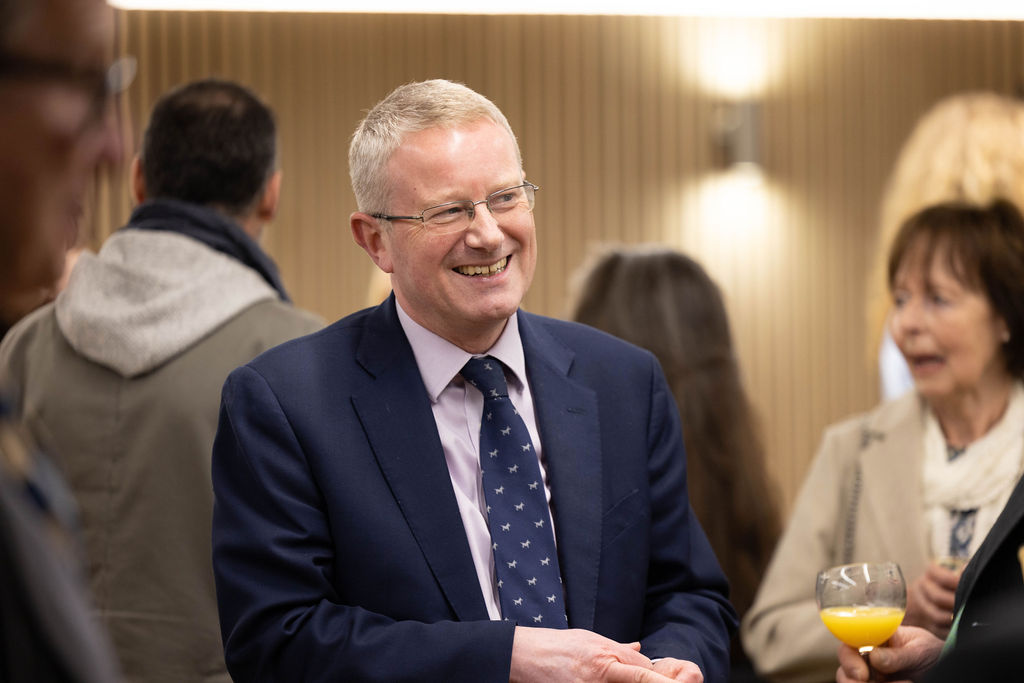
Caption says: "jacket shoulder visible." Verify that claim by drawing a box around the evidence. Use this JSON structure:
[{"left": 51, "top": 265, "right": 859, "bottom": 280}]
[
  {"left": 0, "top": 303, "right": 59, "bottom": 390},
  {"left": 521, "top": 312, "right": 654, "bottom": 363},
  {"left": 819, "top": 391, "right": 921, "bottom": 452},
  {"left": 238, "top": 299, "right": 325, "bottom": 336},
  {"left": 238, "top": 304, "right": 372, "bottom": 374}
]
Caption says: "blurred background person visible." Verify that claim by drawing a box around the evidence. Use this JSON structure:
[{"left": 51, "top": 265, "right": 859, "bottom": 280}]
[
  {"left": 866, "top": 92, "right": 1024, "bottom": 401},
  {"left": 1, "top": 78, "right": 322, "bottom": 682},
  {"left": 836, "top": 480, "right": 1024, "bottom": 682},
  {"left": 0, "top": 0, "right": 127, "bottom": 679},
  {"left": 569, "top": 245, "right": 780, "bottom": 682},
  {"left": 744, "top": 199, "right": 1024, "bottom": 682}
]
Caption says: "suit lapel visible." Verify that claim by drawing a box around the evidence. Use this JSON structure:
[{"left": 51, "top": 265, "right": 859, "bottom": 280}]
[
  {"left": 350, "top": 298, "right": 489, "bottom": 621},
  {"left": 959, "top": 472, "right": 1024, "bottom": 606},
  {"left": 519, "top": 313, "right": 602, "bottom": 630}
]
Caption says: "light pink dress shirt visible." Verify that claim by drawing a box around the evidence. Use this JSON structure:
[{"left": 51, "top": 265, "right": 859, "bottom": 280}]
[{"left": 395, "top": 302, "right": 555, "bottom": 621}]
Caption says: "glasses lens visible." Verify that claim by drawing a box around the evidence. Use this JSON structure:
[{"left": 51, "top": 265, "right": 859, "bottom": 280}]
[
  {"left": 417, "top": 184, "right": 536, "bottom": 234},
  {"left": 487, "top": 184, "right": 535, "bottom": 215},
  {"left": 81, "top": 56, "right": 136, "bottom": 130},
  {"left": 106, "top": 55, "right": 137, "bottom": 96},
  {"left": 422, "top": 201, "right": 475, "bottom": 233}
]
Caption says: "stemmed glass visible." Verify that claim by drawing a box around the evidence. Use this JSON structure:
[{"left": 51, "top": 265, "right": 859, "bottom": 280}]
[{"left": 816, "top": 562, "right": 907, "bottom": 676}]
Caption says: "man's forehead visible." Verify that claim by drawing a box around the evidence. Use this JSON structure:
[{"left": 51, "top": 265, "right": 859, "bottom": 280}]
[
  {"left": 402, "top": 118, "right": 510, "bottom": 148},
  {"left": 7, "top": 0, "right": 113, "bottom": 63},
  {"left": 390, "top": 121, "right": 518, "bottom": 173}
]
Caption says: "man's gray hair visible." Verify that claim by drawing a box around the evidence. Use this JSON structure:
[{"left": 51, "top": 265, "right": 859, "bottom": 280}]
[{"left": 348, "top": 79, "right": 522, "bottom": 215}]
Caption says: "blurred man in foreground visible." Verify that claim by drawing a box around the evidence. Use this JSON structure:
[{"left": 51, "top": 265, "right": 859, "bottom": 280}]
[{"left": 0, "top": 0, "right": 127, "bottom": 679}]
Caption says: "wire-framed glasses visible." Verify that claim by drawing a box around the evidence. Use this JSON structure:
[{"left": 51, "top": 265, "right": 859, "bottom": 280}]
[
  {"left": 372, "top": 182, "right": 538, "bottom": 235},
  {"left": 0, "top": 52, "right": 137, "bottom": 131}
]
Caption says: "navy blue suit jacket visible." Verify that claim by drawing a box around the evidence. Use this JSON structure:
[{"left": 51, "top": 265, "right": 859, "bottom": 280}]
[{"left": 212, "top": 296, "right": 736, "bottom": 682}]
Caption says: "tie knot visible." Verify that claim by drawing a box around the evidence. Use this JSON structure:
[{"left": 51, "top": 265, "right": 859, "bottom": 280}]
[{"left": 461, "top": 356, "right": 510, "bottom": 400}]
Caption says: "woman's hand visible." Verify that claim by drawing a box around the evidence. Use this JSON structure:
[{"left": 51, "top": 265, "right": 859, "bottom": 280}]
[{"left": 902, "top": 562, "right": 960, "bottom": 638}]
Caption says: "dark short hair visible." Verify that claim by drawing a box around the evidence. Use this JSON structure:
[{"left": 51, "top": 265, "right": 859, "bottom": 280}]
[
  {"left": 888, "top": 199, "right": 1024, "bottom": 377},
  {"left": 140, "top": 78, "right": 276, "bottom": 217}
]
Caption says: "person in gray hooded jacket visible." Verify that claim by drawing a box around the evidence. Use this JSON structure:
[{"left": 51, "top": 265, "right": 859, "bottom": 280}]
[{"left": 0, "top": 78, "right": 323, "bottom": 683}]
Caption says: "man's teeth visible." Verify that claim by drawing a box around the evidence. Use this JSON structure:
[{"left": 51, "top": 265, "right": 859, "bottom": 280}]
[{"left": 456, "top": 256, "right": 507, "bottom": 276}]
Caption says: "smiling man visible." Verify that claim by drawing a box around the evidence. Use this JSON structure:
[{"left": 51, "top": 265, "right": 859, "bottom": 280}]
[{"left": 211, "top": 79, "right": 736, "bottom": 683}]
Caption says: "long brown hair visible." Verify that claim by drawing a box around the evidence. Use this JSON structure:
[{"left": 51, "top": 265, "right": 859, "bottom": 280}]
[{"left": 569, "top": 245, "right": 780, "bottom": 619}]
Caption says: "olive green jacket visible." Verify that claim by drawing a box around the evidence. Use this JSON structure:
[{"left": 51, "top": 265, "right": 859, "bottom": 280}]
[{"left": 0, "top": 230, "right": 323, "bottom": 683}]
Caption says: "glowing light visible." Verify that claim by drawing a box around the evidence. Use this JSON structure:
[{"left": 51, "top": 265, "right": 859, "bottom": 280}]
[
  {"left": 680, "top": 168, "right": 789, "bottom": 265},
  {"left": 698, "top": 22, "right": 774, "bottom": 99}
]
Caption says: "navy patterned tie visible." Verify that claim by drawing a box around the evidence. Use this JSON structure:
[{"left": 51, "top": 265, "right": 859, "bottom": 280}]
[{"left": 460, "top": 356, "right": 567, "bottom": 627}]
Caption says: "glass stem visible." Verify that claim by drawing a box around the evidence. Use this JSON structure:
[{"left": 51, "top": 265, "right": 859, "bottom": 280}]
[{"left": 858, "top": 647, "right": 876, "bottom": 681}]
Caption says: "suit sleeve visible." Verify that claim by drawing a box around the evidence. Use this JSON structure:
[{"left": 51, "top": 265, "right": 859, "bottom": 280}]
[
  {"left": 639, "top": 359, "right": 738, "bottom": 682},
  {"left": 740, "top": 426, "right": 852, "bottom": 682},
  {"left": 211, "top": 365, "right": 514, "bottom": 682}
]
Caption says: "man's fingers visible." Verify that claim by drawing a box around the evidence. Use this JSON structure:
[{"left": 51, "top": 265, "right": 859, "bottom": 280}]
[
  {"left": 611, "top": 643, "right": 654, "bottom": 669},
  {"left": 652, "top": 657, "right": 703, "bottom": 682},
  {"left": 605, "top": 661, "right": 676, "bottom": 683}
]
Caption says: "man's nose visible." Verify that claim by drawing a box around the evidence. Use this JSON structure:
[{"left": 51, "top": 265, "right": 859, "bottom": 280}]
[
  {"left": 464, "top": 201, "right": 504, "bottom": 249},
  {"left": 94, "top": 98, "right": 127, "bottom": 168}
]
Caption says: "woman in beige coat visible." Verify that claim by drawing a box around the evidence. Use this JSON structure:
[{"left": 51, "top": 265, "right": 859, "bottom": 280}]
[{"left": 742, "top": 200, "right": 1024, "bottom": 682}]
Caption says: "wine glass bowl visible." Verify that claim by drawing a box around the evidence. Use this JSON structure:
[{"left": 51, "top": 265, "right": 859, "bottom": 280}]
[{"left": 816, "top": 562, "right": 907, "bottom": 655}]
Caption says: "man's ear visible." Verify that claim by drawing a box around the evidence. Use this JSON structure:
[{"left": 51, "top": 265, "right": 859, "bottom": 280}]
[
  {"left": 256, "top": 170, "right": 283, "bottom": 222},
  {"left": 130, "top": 156, "right": 146, "bottom": 205},
  {"left": 351, "top": 213, "right": 393, "bottom": 273}
]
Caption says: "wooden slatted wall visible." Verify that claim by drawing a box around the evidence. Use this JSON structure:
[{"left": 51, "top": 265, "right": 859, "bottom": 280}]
[{"left": 93, "top": 12, "right": 1024, "bottom": 516}]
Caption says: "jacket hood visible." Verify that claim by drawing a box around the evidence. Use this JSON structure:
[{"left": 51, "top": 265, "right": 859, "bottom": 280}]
[{"left": 55, "top": 230, "right": 277, "bottom": 378}]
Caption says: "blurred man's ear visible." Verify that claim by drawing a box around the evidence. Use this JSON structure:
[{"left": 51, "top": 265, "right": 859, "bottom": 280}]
[
  {"left": 130, "top": 156, "right": 146, "bottom": 205},
  {"left": 256, "top": 170, "right": 283, "bottom": 222}
]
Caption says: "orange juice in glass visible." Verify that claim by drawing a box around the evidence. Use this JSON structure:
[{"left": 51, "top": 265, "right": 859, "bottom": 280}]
[
  {"left": 816, "top": 562, "right": 907, "bottom": 665},
  {"left": 819, "top": 605, "right": 906, "bottom": 649}
]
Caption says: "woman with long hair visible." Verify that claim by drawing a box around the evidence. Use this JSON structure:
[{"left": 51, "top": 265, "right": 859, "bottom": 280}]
[{"left": 569, "top": 245, "right": 780, "bottom": 680}]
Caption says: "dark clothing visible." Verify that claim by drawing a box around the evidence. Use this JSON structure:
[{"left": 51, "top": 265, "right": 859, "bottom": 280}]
[
  {"left": 126, "top": 198, "right": 291, "bottom": 301},
  {"left": 0, "top": 396, "right": 120, "bottom": 683},
  {"left": 923, "top": 472, "right": 1024, "bottom": 681},
  {"left": 212, "top": 295, "right": 737, "bottom": 682}
]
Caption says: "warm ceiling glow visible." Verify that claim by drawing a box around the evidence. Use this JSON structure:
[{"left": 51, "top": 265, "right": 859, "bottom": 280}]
[
  {"left": 109, "top": 0, "right": 1024, "bottom": 19},
  {"left": 697, "top": 22, "right": 776, "bottom": 98}
]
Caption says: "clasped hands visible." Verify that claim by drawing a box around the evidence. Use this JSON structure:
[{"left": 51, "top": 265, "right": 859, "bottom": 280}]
[{"left": 510, "top": 626, "right": 703, "bottom": 683}]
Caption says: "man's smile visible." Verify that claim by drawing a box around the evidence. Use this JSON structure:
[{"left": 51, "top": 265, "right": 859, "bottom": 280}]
[{"left": 454, "top": 255, "right": 508, "bottom": 277}]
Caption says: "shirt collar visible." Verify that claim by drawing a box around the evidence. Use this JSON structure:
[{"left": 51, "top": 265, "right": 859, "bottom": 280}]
[{"left": 395, "top": 300, "right": 527, "bottom": 402}]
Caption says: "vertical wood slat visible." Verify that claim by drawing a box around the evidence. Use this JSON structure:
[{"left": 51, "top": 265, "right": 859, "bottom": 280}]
[{"left": 99, "top": 12, "right": 1024, "bottom": 518}]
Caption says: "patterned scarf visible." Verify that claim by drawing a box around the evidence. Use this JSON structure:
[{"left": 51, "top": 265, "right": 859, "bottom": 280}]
[{"left": 922, "top": 382, "right": 1024, "bottom": 559}]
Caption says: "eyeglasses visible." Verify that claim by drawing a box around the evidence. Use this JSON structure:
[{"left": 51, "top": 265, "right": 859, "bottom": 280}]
[
  {"left": 372, "top": 182, "right": 538, "bottom": 235},
  {"left": 0, "top": 52, "right": 137, "bottom": 130}
]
